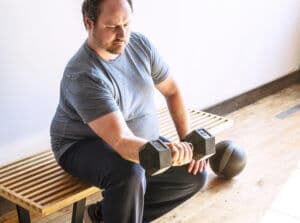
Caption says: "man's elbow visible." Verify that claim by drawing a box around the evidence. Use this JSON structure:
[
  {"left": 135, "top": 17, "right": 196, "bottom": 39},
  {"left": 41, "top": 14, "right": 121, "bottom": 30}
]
[
  {"left": 110, "top": 131, "right": 134, "bottom": 153},
  {"left": 110, "top": 134, "right": 126, "bottom": 152},
  {"left": 165, "top": 88, "right": 180, "bottom": 100}
]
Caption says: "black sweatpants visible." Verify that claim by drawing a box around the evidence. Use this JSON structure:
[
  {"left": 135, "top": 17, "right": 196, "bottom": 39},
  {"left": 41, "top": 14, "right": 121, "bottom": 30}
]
[{"left": 59, "top": 137, "right": 207, "bottom": 223}]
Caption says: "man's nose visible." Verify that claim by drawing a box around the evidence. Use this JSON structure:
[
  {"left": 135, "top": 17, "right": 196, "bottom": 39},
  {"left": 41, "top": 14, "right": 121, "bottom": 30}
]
[{"left": 116, "top": 25, "right": 126, "bottom": 38}]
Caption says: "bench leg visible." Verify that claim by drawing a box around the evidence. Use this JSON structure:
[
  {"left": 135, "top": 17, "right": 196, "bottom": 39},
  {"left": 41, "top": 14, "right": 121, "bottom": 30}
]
[
  {"left": 71, "top": 198, "right": 86, "bottom": 223},
  {"left": 16, "top": 205, "right": 31, "bottom": 223}
]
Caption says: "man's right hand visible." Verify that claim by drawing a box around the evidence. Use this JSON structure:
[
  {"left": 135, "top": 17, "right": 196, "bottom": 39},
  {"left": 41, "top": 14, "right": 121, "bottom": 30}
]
[
  {"left": 167, "top": 142, "right": 207, "bottom": 175},
  {"left": 167, "top": 142, "right": 193, "bottom": 166}
]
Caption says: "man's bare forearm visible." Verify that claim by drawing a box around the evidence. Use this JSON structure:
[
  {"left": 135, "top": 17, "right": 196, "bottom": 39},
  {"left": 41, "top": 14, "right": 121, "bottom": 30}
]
[
  {"left": 166, "top": 90, "right": 190, "bottom": 141},
  {"left": 112, "top": 134, "right": 147, "bottom": 163},
  {"left": 88, "top": 111, "right": 147, "bottom": 164}
]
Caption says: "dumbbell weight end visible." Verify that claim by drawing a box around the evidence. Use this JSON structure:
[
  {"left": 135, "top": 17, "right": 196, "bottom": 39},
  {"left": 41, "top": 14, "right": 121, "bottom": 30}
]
[{"left": 139, "top": 140, "right": 172, "bottom": 176}]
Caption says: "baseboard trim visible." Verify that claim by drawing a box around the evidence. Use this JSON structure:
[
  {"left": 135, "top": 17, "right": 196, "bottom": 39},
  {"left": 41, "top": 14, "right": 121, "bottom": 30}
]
[{"left": 204, "top": 69, "right": 300, "bottom": 116}]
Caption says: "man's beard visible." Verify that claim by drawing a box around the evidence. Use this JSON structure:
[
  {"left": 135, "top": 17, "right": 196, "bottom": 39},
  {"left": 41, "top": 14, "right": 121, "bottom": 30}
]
[
  {"left": 92, "top": 35, "right": 126, "bottom": 55},
  {"left": 106, "top": 44, "right": 125, "bottom": 54},
  {"left": 106, "top": 39, "right": 127, "bottom": 55}
]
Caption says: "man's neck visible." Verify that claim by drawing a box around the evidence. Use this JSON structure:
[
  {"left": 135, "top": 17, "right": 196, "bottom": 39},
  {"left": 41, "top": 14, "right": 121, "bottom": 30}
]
[
  {"left": 97, "top": 49, "right": 119, "bottom": 61},
  {"left": 87, "top": 39, "right": 119, "bottom": 61}
]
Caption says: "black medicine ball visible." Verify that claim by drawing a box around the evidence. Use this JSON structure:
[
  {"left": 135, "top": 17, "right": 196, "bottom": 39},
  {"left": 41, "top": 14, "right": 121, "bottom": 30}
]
[{"left": 209, "top": 140, "right": 246, "bottom": 179}]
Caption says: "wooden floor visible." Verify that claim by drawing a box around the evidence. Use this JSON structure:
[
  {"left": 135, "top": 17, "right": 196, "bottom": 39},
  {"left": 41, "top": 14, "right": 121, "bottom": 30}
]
[{"left": 1, "top": 84, "right": 300, "bottom": 223}]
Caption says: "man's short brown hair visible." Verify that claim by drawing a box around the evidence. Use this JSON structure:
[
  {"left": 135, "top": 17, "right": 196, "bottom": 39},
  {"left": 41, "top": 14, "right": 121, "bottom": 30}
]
[{"left": 82, "top": 0, "right": 133, "bottom": 26}]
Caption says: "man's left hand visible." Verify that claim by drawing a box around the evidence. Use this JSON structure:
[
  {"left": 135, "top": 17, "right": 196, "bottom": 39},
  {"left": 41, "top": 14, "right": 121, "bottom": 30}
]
[{"left": 187, "top": 159, "right": 206, "bottom": 175}]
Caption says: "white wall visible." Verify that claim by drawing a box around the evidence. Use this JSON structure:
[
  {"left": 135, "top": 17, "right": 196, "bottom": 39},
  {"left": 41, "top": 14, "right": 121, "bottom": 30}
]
[
  {"left": 1, "top": 0, "right": 300, "bottom": 164},
  {"left": 133, "top": 0, "right": 300, "bottom": 107},
  {"left": 0, "top": 0, "right": 85, "bottom": 163}
]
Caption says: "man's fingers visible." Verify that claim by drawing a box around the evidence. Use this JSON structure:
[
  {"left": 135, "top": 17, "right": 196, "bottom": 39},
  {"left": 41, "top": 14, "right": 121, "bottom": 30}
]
[
  {"left": 176, "top": 143, "right": 185, "bottom": 165},
  {"left": 173, "top": 143, "right": 185, "bottom": 165},
  {"left": 181, "top": 143, "right": 190, "bottom": 164},
  {"left": 193, "top": 160, "right": 200, "bottom": 175},
  {"left": 183, "top": 142, "right": 193, "bottom": 163},
  {"left": 170, "top": 142, "right": 193, "bottom": 166},
  {"left": 186, "top": 143, "right": 193, "bottom": 161},
  {"left": 170, "top": 144, "right": 179, "bottom": 165},
  {"left": 198, "top": 160, "right": 207, "bottom": 173},
  {"left": 199, "top": 160, "right": 205, "bottom": 173},
  {"left": 188, "top": 159, "right": 207, "bottom": 174},
  {"left": 188, "top": 159, "right": 195, "bottom": 173},
  {"left": 182, "top": 142, "right": 193, "bottom": 164}
]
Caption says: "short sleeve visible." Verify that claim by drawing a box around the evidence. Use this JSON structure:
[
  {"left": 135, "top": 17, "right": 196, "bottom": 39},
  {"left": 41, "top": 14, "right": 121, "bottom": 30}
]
[
  {"left": 65, "top": 73, "right": 119, "bottom": 123},
  {"left": 139, "top": 34, "right": 170, "bottom": 84}
]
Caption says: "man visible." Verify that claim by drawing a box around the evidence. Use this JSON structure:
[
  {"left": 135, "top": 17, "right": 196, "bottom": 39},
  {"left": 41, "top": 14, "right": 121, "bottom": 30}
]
[{"left": 50, "top": 0, "right": 207, "bottom": 222}]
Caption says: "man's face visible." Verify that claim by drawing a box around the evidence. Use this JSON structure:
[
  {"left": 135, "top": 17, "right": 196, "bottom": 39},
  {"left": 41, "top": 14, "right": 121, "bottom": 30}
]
[{"left": 87, "top": 0, "right": 132, "bottom": 58}]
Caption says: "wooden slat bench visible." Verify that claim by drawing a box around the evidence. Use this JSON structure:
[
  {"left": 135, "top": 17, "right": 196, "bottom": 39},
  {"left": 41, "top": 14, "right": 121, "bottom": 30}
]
[{"left": 0, "top": 108, "right": 233, "bottom": 223}]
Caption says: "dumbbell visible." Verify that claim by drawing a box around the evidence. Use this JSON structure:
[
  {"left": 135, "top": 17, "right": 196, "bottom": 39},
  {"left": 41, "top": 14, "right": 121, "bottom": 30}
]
[{"left": 139, "top": 128, "right": 215, "bottom": 176}]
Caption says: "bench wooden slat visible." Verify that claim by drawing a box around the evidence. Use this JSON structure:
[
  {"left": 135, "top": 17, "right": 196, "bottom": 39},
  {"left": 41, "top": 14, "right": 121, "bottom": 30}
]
[
  {"left": 156, "top": 107, "right": 168, "bottom": 115},
  {"left": 31, "top": 182, "right": 83, "bottom": 203},
  {"left": 27, "top": 177, "right": 81, "bottom": 201},
  {"left": 0, "top": 161, "right": 58, "bottom": 185},
  {"left": 0, "top": 151, "right": 52, "bottom": 176},
  {"left": 38, "top": 184, "right": 87, "bottom": 205},
  {"left": 166, "top": 120, "right": 231, "bottom": 142},
  {"left": 0, "top": 187, "right": 43, "bottom": 213},
  {"left": 159, "top": 109, "right": 232, "bottom": 137},
  {"left": 190, "top": 117, "right": 221, "bottom": 128},
  {"left": 0, "top": 158, "right": 55, "bottom": 181},
  {"left": 205, "top": 118, "right": 230, "bottom": 128},
  {"left": 12, "top": 170, "right": 67, "bottom": 192},
  {"left": 17, "top": 174, "right": 74, "bottom": 196},
  {"left": 41, "top": 187, "right": 100, "bottom": 215},
  {"left": 0, "top": 153, "right": 54, "bottom": 179},
  {"left": 206, "top": 120, "right": 233, "bottom": 134},
  {"left": 189, "top": 113, "right": 215, "bottom": 122},
  {"left": 5, "top": 166, "right": 62, "bottom": 189},
  {"left": 159, "top": 116, "right": 230, "bottom": 140},
  {"left": 0, "top": 108, "right": 233, "bottom": 217}
]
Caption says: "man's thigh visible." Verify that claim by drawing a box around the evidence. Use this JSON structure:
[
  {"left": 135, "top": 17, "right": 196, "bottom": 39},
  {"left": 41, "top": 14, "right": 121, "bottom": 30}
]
[
  {"left": 145, "top": 165, "right": 207, "bottom": 203},
  {"left": 58, "top": 138, "right": 133, "bottom": 189}
]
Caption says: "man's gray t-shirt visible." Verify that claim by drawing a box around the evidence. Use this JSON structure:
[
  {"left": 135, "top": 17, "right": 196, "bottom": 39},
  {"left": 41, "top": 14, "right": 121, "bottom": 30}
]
[{"left": 50, "top": 32, "right": 169, "bottom": 161}]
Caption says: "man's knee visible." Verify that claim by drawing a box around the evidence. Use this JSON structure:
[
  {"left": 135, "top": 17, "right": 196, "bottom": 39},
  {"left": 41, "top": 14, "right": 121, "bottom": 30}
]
[
  {"left": 193, "top": 169, "right": 208, "bottom": 191},
  {"left": 174, "top": 166, "right": 208, "bottom": 192},
  {"left": 178, "top": 169, "right": 208, "bottom": 196},
  {"left": 108, "top": 161, "right": 146, "bottom": 190},
  {"left": 123, "top": 163, "right": 146, "bottom": 186}
]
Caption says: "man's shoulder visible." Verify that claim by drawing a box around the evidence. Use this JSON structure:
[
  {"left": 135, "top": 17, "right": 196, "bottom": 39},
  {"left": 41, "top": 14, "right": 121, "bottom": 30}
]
[
  {"left": 129, "top": 32, "right": 152, "bottom": 47},
  {"left": 63, "top": 41, "right": 100, "bottom": 79},
  {"left": 66, "top": 42, "right": 92, "bottom": 69},
  {"left": 130, "top": 31, "right": 146, "bottom": 40}
]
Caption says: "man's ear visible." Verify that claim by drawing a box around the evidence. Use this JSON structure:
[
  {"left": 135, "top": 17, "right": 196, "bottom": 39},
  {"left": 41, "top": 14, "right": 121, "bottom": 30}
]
[{"left": 84, "top": 16, "right": 94, "bottom": 30}]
